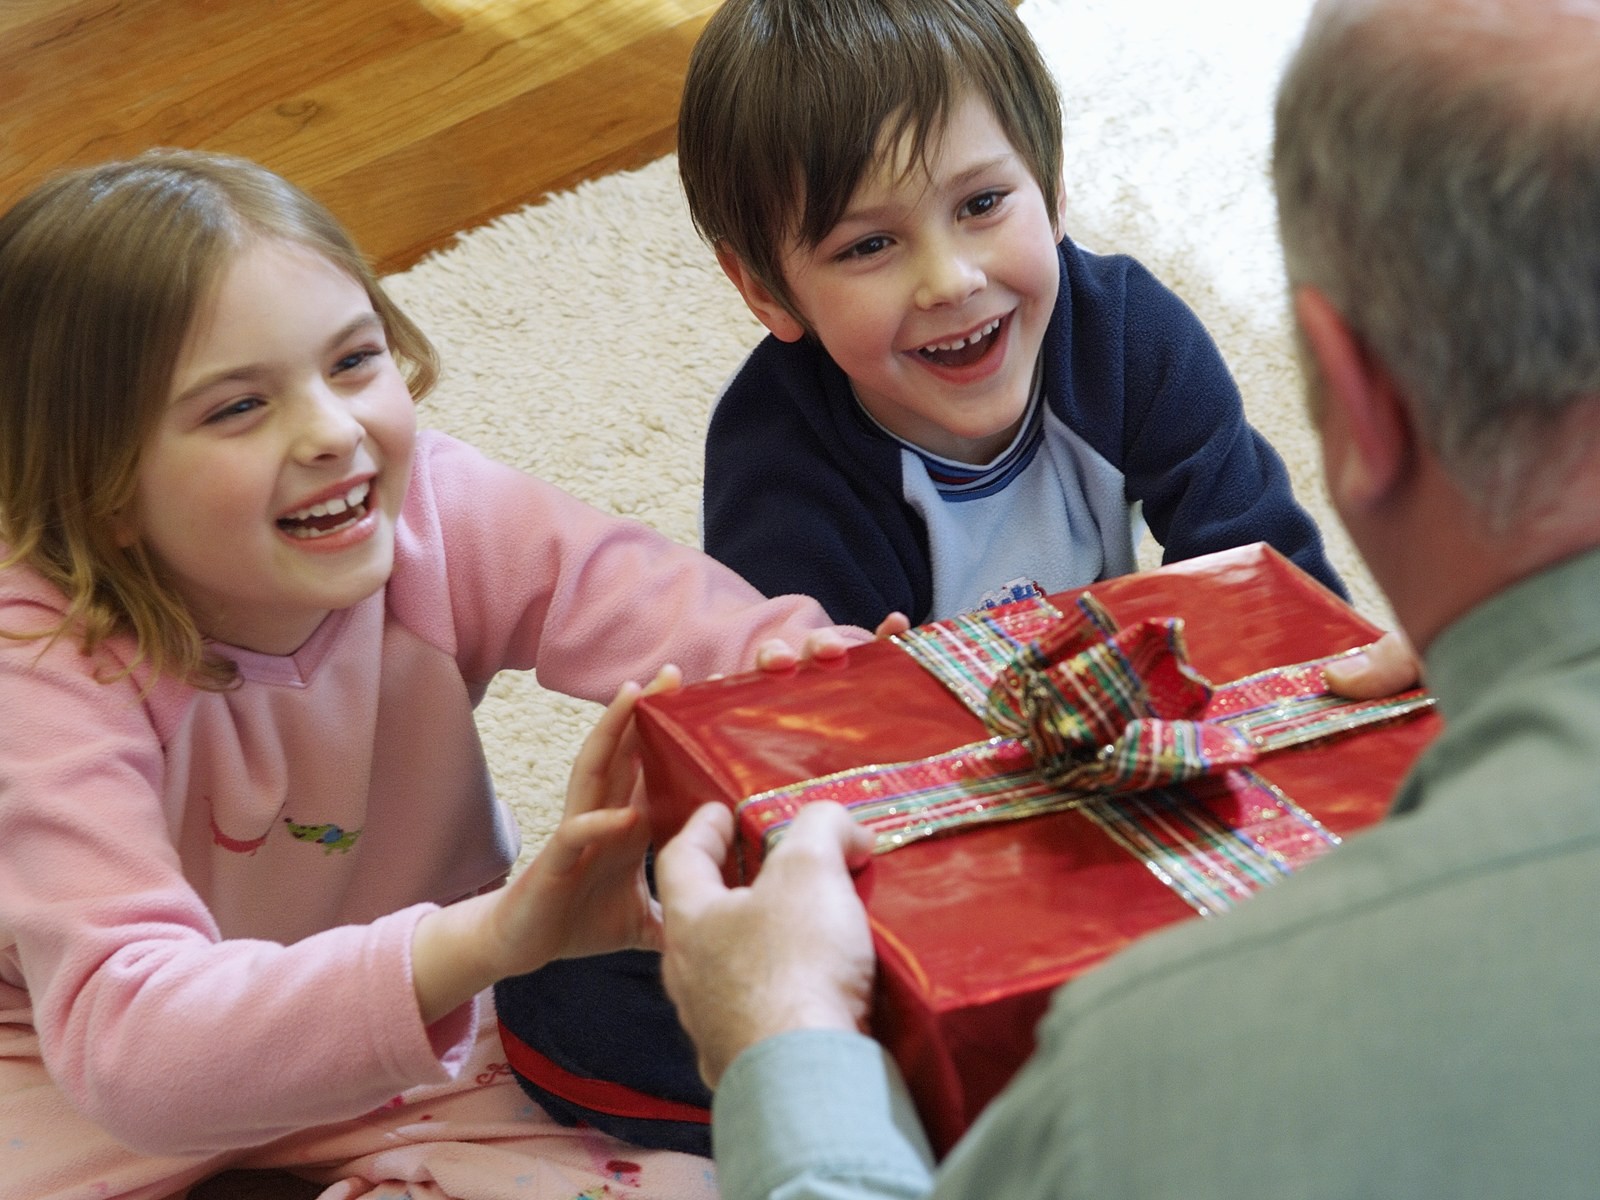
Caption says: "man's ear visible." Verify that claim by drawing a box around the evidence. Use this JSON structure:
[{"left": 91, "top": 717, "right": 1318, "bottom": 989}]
[
  {"left": 1293, "top": 285, "right": 1414, "bottom": 512},
  {"left": 714, "top": 243, "right": 807, "bottom": 343}
]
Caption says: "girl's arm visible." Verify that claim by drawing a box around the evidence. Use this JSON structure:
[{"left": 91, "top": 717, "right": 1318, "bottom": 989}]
[
  {"left": 0, "top": 625, "right": 461, "bottom": 1156},
  {"left": 396, "top": 432, "right": 878, "bottom": 699}
]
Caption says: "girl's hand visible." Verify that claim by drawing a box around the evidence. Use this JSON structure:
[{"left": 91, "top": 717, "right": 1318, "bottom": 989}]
[
  {"left": 754, "top": 611, "right": 911, "bottom": 672},
  {"left": 490, "top": 667, "right": 679, "bottom": 965},
  {"left": 409, "top": 668, "right": 679, "bottom": 1025}
]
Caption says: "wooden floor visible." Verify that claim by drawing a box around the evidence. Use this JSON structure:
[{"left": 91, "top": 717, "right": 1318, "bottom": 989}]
[{"left": 0, "top": 0, "right": 720, "bottom": 274}]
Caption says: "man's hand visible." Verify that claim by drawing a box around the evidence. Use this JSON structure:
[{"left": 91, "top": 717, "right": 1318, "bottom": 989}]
[
  {"left": 1323, "top": 629, "right": 1423, "bottom": 698},
  {"left": 656, "top": 801, "right": 878, "bottom": 1088}
]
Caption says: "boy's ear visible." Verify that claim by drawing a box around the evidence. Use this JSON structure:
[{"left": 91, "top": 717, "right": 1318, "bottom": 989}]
[
  {"left": 714, "top": 242, "right": 807, "bottom": 343},
  {"left": 1293, "top": 285, "right": 1414, "bottom": 513},
  {"left": 1052, "top": 169, "right": 1069, "bottom": 241}
]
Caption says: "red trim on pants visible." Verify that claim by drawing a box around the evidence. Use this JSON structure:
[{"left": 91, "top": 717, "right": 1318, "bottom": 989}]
[{"left": 498, "top": 1022, "right": 712, "bottom": 1125}]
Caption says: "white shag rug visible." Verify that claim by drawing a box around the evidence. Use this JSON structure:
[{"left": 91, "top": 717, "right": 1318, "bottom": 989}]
[{"left": 382, "top": 0, "right": 1376, "bottom": 862}]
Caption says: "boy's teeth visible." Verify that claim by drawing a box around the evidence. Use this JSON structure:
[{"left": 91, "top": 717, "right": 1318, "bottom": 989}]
[{"left": 925, "top": 318, "right": 1001, "bottom": 353}]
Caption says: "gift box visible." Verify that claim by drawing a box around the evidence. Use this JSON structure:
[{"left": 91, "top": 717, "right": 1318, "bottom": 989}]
[{"left": 638, "top": 544, "right": 1440, "bottom": 1155}]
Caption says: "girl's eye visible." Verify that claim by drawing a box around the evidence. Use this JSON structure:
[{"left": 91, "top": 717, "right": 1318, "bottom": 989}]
[
  {"left": 333, "top": 346, "right": 384, "bottom": 375},
  {"left": 962, "top": 191, "right": 1006, "bottom": 219},
  {"left": 839, "top": 234, "right": 892, "bottom": 261},
  {"left": 204, "top": 396, "right": 263, "bottom": 425}
]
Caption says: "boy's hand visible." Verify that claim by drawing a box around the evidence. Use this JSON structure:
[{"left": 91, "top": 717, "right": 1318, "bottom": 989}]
[
  {"left": 410, "top": 669, "right": 679, "bottom": 1025},
  {"left": 1323, "top": 630, "right": 1422, "bottom": 698},
  {"left": 754, "top": 611, "right": 911, "bottom": 672}
]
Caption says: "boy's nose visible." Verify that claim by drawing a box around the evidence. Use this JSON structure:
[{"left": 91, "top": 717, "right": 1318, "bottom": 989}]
[{"left": 913, "top": 246, "right": 985, "bottom": 309}]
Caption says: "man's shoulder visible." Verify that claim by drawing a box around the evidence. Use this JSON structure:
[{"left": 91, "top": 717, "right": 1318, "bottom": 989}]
[
  {"left": 1051, "top": 751, "right": 1600, "bottom": 1035},
  {"left": 1027, "top": 770, "right": 1600, "bottom": 1193}
]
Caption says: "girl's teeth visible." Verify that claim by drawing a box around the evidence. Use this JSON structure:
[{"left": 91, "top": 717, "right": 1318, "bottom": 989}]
[
  {"left": 284, "top": 481, "right": 370, "bottom": 523},
  {"left": 284, "top": 516, "right": 360, "bottom": 540},
  {"left": 278, "top": 481, "right": 373, "bottom": 537}
]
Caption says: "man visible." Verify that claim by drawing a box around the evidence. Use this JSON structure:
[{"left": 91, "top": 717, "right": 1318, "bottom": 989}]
[{"left": 652, "top": 0, "right": 1600, "bottom": 1195}]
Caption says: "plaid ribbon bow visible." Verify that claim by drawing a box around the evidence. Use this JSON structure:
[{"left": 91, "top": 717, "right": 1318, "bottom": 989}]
[{"left": 984, "top": 601, "right": 1259, "bottom": 794}]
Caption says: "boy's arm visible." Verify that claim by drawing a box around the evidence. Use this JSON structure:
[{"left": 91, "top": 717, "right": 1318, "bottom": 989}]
[
  {"left": 702, "top": 340, "right": 935, "bottom": 627},
  {"left": 1108, "top": 259, "right": 1346, "bottom": 597}
]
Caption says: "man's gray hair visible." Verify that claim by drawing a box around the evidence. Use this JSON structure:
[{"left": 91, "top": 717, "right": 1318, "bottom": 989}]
[{"left": 1273, "top": 0, "right": 1600, "bottom": 524}]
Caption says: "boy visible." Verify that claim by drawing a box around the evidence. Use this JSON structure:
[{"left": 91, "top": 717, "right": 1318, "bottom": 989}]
[
  {"left": 495, "top": 0, "right": 1344, "bottom": 1157},
  {"left": 682, "top": 0, "right": 1343, "bottom": 629}
]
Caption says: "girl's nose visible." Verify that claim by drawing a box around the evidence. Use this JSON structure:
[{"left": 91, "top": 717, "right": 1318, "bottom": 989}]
[{"left": 293, "top": 383, "right": 363, "bottom": 462}]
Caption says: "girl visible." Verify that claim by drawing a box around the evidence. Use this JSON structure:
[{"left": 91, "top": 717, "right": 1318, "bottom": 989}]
[{"left": 0, "top": 149, "right": 878, "bottom": 1200}]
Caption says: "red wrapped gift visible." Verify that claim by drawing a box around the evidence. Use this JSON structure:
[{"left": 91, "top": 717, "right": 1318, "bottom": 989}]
[{"left": 638, "top": 544, "right": 1439, "bottom": 1155}]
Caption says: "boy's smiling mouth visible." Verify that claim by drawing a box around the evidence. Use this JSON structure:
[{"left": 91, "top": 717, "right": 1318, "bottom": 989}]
[
  {"left": 277, "top": 480, "right": 372, "bottom": 539},
  {"left": 915, "top": 316, "right": 1004, "bottom": 369}
]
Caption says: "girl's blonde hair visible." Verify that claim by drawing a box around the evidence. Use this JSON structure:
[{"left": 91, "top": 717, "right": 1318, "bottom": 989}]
[{"left": 0, "top": 149, "right": 439, "bottom": 688}]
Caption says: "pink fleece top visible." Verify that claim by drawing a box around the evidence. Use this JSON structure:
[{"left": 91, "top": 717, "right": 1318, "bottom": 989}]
[{"left": 0, "top": 431, "right": 854, "bottom": 1157}]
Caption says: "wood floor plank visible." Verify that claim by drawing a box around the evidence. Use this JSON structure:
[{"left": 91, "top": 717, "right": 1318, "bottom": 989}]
[
  {"left": 215, "top": 0, "right": 717, "bottom": 191},
  {"left": 0, "top": 0, "right": 713, "bottom": 270},
  {"left": 0, "top": 0, "right": 106, "bottom": 38},
  {"left": 317, "top": 12, "right": 711, "bottom": 271},
  {"left": 0, "top": 0, "right": 446, "bottom": 205}
]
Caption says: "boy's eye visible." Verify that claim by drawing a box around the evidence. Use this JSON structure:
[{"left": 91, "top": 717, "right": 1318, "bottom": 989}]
[
  {"left": 839, "top": 234, "right": 892, "bottom": 261},
  {"left": 962, "top": 191, "right": 1006, "bottom": 219}
]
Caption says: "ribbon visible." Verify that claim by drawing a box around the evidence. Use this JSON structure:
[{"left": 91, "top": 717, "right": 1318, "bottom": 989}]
[{"left": 735, "top": 594, "right": 1433, "bottom": 914}]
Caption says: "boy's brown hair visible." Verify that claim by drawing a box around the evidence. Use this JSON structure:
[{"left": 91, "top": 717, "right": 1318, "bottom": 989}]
[
  {"left": 0, "top": 149, "right": 438, "bottom": 689},
  {"left": 678, "top": 0, "right": 1063, "bottom": 321}
]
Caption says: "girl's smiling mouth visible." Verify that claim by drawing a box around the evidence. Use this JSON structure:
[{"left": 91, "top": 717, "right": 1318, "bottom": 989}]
[{"left": 276, "top": 480, "right": 372, "bottom": 539}]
